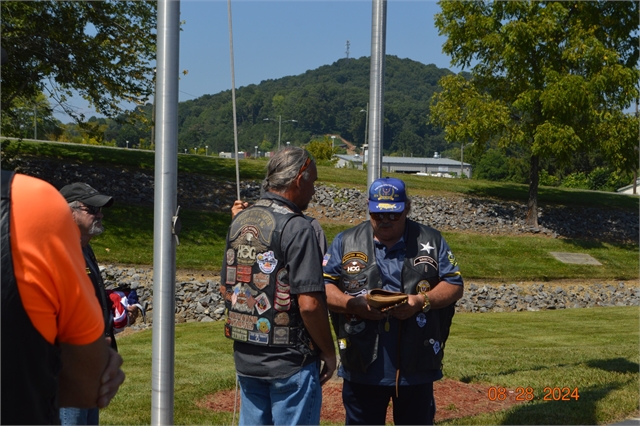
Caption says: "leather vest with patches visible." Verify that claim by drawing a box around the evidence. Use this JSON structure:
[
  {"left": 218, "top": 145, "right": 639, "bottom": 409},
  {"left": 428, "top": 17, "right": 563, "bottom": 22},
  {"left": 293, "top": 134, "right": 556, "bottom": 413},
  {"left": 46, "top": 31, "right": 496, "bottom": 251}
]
[
  {"left": 1, "top": 171, "right": 62, "bottom": 425},
  {"left": 223, "top": 199, "right": 314, "bottom": 353},
  {"left": 331, "top": 219, "right": 455, "bottom": 374}
]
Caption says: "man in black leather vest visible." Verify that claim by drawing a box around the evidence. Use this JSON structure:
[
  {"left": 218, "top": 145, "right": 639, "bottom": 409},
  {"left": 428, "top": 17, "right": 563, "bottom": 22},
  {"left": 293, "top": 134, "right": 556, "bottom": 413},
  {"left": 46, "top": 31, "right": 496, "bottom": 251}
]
[
  {"left": 221, "top": 147, "right": 336, "bottom": 425},
  {"left": 323, "top": 177, "right": 464, "bottom": 425}
]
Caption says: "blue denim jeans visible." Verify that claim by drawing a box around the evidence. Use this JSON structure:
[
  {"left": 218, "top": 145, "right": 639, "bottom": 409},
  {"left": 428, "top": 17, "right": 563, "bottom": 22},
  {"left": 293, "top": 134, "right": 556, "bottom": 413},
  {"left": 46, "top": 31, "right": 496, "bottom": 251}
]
[
  {"left": 237, "top": 361, "right": 322, "bottom": 425},
  {"left": 59, "top": 407, "right": 99, "bottom": 425}
]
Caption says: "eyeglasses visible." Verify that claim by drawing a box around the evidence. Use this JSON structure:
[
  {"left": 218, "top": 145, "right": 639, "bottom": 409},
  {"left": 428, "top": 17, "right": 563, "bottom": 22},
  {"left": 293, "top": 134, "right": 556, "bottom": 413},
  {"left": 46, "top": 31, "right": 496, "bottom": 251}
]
[
  {"left": 370, "top": 212, "right": 402, "bottom": 221},
  {"left": 299, "top": 157, "right": 312, "bottom": 175},
  {"left": 73, "top": 205, "right": 101, "bottom": 215}
]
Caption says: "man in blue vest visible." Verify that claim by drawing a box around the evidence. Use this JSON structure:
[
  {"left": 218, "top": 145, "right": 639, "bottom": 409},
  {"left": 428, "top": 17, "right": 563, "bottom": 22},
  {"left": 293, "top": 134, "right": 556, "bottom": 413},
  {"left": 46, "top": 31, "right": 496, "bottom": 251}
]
[
  {"left": 222, "top": 147, "right": 336, "bottom": 425},
  {"left": 323, "top": 177, "right": 464, "bottom": 425}
]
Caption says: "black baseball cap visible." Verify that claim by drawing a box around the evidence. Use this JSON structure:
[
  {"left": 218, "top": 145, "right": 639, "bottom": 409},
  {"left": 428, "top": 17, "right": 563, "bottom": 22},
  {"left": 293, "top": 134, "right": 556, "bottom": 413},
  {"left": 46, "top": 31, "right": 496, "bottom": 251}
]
[{"left": 60, "top": 183, "right": 114, "bottom": 208}]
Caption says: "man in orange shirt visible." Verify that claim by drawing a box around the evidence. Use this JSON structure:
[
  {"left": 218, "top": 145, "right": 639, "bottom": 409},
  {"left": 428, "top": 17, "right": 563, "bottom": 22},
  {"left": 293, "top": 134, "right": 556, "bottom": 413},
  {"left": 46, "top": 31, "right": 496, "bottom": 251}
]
[{"left": 1, "top": 171, "right": 125, "bottom": 425}]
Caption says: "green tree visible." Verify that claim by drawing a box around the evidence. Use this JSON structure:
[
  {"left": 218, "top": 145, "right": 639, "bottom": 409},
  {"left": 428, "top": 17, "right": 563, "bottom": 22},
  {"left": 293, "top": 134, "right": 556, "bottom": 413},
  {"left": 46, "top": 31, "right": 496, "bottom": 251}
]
[
  {"left": 1, "top": 1, "right": 156, "bottom": 122},
  {"left": 306, "top": 136, "right": 338, "bottom": 163},
  {"left": 431, "top": 1, "right": 639, "bottom": 226},
  {"left": 0, "top": 92, "right": 62, "bottom": 139}
]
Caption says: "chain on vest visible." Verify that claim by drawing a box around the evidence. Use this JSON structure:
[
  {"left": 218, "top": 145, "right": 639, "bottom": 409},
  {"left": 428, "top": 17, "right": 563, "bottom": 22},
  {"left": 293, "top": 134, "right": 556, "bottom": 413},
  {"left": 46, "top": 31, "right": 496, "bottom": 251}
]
[{"left": 222, "top": 199, "right": 313, "bottom": 351}]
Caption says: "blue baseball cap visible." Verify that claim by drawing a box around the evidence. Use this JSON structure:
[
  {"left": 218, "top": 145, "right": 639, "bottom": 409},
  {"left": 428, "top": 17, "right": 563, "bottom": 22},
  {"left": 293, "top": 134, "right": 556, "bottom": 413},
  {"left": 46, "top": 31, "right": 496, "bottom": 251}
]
[{"left": 368, "top": 177, "right": 406, "bottom": 213}]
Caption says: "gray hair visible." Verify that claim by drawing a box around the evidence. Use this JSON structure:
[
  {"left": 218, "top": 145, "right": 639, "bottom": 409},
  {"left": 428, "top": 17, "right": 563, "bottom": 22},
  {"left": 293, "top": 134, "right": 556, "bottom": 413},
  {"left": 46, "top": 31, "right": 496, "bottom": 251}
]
[
  {"left": 262, "top": 147, "right": 313, "bottom": 193},
  {"left": 68, "top": 200, "right": 83, "bottom": 209}
]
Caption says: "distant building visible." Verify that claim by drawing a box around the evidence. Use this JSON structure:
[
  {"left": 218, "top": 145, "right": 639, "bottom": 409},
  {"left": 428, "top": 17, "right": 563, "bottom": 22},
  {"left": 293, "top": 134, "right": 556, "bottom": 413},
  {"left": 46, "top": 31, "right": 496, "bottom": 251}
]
[
  {"left": 334, "top": 151, "right": 472, "bottom": 178},
  {"left": 616, "top": 178, "right": 640, "bottom": 195},
  {"left": 219, "top": 151, "right": 246, "bottom": 159}
]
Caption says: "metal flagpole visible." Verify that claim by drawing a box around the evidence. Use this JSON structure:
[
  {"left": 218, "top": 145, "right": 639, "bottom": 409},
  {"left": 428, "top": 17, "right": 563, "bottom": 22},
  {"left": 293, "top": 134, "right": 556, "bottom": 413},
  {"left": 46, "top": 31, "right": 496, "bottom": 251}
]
[
  {"left": 228, "top": 0, "right": 241, "bottom": 200},
  {"left": 367, "top": 0, "right": 386, "bottom": 189},
  {"left": 151, "top": 0, "right": 180, "bottom": 424}
]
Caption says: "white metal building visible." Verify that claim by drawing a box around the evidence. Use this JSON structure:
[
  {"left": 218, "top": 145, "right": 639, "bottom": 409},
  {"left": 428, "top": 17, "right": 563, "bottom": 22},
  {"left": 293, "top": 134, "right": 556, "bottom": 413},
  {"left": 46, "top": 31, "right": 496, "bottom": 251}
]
[{"left": 334, "top": 153, "right": 472, "bottom": 178}]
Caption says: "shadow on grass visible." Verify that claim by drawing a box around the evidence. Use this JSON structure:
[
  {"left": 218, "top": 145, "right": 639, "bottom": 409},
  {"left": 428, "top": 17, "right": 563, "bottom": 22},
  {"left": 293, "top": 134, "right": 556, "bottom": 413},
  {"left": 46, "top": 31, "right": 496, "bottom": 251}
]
[
  {"left": 587, "top": 357, "right": 639, "bottom": 374},
  {"left": 499, "top": 382, "right": 625, "bottom": 425},
  {"left": 460, "top": 358, "right": 638, "bottom": 424}
]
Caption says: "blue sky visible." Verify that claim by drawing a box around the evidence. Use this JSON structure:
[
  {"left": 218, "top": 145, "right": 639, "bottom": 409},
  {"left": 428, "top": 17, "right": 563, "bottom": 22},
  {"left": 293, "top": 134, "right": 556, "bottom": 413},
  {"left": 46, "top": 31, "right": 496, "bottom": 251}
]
[{"left": 53, "top": 0, "right": 460, "bottom": 122}]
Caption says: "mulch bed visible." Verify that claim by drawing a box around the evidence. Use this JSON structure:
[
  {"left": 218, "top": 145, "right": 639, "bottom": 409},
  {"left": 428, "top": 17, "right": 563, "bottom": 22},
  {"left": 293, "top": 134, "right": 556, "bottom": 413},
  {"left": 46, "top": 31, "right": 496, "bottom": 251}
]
[{"left": 198, "top": 378, "right": 525, "bottom": 423}]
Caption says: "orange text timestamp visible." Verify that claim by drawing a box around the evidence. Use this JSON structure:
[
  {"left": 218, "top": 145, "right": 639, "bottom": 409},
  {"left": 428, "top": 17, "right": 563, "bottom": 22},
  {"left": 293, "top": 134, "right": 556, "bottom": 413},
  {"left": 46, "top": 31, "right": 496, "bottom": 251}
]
[{"left": 488, "top": 386, "right": 580, "bottom": 402}]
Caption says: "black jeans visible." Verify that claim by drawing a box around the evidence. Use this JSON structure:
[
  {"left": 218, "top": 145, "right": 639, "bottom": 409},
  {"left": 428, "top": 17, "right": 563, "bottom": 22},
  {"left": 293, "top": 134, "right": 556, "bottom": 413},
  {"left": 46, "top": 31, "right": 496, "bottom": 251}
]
[{"left": 342, "top": 379, "right": 436, "bottom": 425}]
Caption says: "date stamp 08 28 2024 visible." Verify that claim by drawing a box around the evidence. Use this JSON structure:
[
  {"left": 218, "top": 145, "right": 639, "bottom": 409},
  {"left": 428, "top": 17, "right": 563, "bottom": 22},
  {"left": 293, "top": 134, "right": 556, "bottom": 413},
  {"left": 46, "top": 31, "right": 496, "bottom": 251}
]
[{"left": 488, "top": 386, "right": 580, "bottom": 402}]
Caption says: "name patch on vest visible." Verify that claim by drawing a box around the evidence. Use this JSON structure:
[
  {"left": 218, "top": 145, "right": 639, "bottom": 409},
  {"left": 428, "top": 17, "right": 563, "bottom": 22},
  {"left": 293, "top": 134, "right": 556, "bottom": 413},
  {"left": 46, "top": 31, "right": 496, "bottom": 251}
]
[
  {"left": 342, "top": 252, "right": 368, "bottom": 264},
  {"left": 414, "top": 255, "right": 438, "bottom": 272}
]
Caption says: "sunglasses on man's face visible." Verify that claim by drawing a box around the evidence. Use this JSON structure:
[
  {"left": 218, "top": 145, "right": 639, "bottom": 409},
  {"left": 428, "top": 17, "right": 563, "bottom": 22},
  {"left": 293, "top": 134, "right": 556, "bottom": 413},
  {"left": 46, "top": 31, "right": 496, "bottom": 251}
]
[
  {"left": 370, "top": 212, "right": 402, "bottom": 221},
  {"left": 75, "top": 205, "right": 102, "bottom": 215}
]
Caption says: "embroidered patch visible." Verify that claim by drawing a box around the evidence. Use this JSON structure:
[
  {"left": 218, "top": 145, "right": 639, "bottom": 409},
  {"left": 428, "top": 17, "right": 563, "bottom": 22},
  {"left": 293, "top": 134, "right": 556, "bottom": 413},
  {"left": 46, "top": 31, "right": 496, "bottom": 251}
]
[
  {"left": 276, "top": 268, "right": 288, "bottom": 285},
  {"left": 343, "top": 259, "right": 366, "bottom": 275},
  {"left": 274, "top": 312, "right": 290, "bottom": 326},
  {"left": 414, "top": 256, "right": 437, "bottom": 269},
  {"left": 237, "top": 265, "right": 252, "bottom": 283},
  {"left": 253, "top": 273, "right": 270, "bottom": 289},
  {"left": 229, "top": 208, "right": 276, "bottom": 246},
  {"left": 447, "top": 250, "right": 458, "bottom": 267},
  {"left": 420, "top": 242, "right": 435, "bottom": 253},
  {"left": 226, "top": 266, "right": 237, "bottom": 285},
  {"left": 254, "top": 199, "right": 272, "bottom": 207},
  {"left": 231, "top": 328, "right": 248, "bottom": 342},
  {"left": 322, "top": 253, "right": 331, "bottom": 267},
  {"left": 433, "top": 340, "right": 441, "bottom": 354},
  {"left": 256, "top": 318, "right": 271, "bottom": 333},
  {"left": 275, "top": 297, "right": 291, "bottom": 312},
  {"left": 257, "top": 250, "right": 278, "bottom": 274},
  {"left": 342, "top": 252, "right": 368, "bottom": 264},
  {"left": 248, "top": 331, "right": 269, "bottom": 344},
  {"left": 273, "top": 327, "right": 290, "bottom": 345},
  {"left": 227, "top": 311, "right": 258, "bottom": 330},
  {"left": 416, "top": 312, "right": 427, "bottom": 328},
  {"left": 342, "top": 276, "right": 367, "bottom": 291},
  {"left": 231, "top": 283, "right": 256, "bottom": 313},
  {"left": 254, "top": 293, "right": 271, "bottom": 315},
  {"left": 338, "top": 338, "right": 348, "bottom": 350},
  {"left": 226, "top": 248, "right": 235, "bottom": 265}
]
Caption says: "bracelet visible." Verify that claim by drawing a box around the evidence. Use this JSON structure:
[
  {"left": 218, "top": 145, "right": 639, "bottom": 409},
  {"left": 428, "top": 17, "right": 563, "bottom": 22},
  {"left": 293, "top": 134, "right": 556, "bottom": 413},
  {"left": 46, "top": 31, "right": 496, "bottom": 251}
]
[{"left": 421, "top": 292, "right": 431, "bottom": 313}]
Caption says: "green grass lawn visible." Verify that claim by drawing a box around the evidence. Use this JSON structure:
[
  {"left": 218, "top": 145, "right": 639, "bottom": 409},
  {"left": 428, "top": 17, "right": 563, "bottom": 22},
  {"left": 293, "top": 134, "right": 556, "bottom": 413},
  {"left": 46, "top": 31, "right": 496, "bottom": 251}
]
[
  {"left": 93, "top": 203, "right": 639, "bottom": 281},
  {"left": 102, "top": 307, "right": 639, "bottom": 425}
]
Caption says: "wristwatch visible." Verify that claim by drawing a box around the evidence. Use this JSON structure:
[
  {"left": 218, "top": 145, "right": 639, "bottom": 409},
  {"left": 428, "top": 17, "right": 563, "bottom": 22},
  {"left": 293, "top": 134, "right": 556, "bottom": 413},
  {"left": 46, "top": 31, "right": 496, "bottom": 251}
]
[{"left": 420, "top": 291, "right": 431, "bottom": 313}]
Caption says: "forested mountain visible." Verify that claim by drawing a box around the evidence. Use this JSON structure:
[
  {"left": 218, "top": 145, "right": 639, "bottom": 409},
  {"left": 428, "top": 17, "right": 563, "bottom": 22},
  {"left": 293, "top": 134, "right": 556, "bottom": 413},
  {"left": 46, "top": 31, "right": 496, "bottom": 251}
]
[{"left": 111, "top": 55, "right": 455, "bottom": 157}]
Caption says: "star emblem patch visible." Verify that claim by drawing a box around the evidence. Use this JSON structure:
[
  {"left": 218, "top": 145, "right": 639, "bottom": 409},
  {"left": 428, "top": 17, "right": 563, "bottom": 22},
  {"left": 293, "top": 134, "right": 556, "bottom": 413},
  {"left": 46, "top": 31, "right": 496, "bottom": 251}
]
[{"left": 420, "top": 242, "right": 434, "bottom": 253}]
